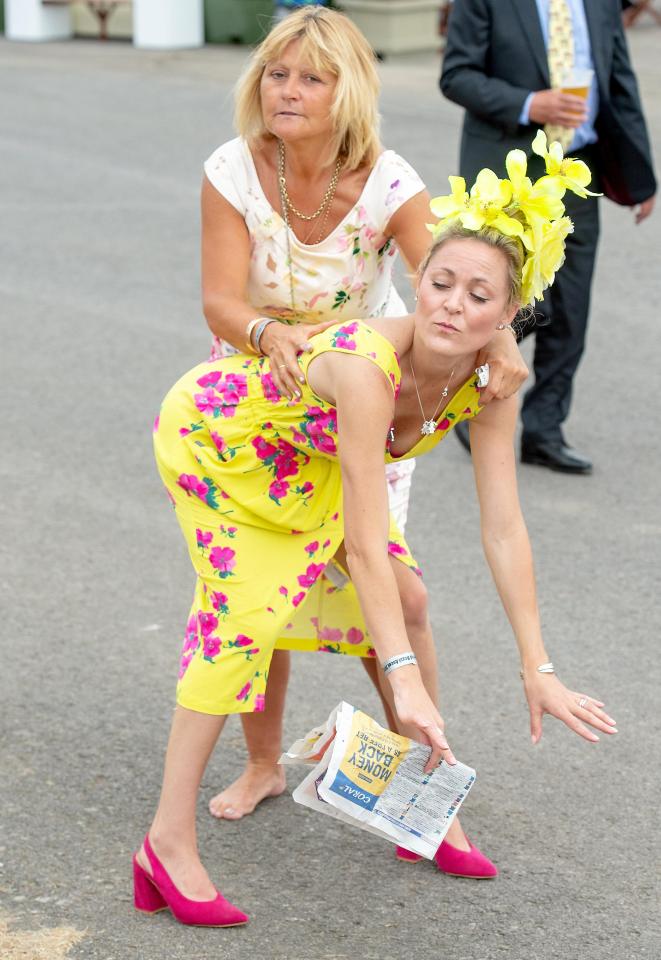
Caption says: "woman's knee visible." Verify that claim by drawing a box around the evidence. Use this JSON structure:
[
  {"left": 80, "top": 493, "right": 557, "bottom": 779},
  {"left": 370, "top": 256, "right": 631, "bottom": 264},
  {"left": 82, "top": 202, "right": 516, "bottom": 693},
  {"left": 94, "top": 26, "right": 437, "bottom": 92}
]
[{"left": 398, "top": 573, "right": 429, "bottom": 631}]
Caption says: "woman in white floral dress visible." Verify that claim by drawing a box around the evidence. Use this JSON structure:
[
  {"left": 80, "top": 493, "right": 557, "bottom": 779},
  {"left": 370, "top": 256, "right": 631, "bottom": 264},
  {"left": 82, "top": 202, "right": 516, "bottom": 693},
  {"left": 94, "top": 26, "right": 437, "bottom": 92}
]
[{"left": 198, "top": 6, "right": 526, "bottom": 873}]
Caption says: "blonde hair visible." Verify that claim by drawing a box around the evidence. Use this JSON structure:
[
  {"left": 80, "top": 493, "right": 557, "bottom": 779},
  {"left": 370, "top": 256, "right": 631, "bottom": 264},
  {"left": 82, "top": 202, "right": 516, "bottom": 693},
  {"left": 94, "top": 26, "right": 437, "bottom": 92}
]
[
  {"left": 234, "top": 6, "right": 382, "bottom": 171},
  {"left": 419, "top": 223, "right": 525, "bottom": 309}
]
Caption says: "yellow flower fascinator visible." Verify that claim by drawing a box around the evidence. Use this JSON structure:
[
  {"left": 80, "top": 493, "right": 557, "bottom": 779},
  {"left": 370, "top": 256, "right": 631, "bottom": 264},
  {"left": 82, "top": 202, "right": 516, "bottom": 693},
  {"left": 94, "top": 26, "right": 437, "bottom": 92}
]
[{"left": 428, "top": 135, "right": 600, "bottom": 306}]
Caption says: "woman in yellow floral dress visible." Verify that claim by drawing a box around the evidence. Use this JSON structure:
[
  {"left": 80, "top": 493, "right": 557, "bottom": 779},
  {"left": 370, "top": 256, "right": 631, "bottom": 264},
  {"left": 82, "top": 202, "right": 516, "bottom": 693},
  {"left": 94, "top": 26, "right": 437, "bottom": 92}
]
[
  {"left": 135, "top": 169, "right": 616, "bottom": 921},
  {"left": 155, "top": 317, "right": 459, "bottom": 716}
]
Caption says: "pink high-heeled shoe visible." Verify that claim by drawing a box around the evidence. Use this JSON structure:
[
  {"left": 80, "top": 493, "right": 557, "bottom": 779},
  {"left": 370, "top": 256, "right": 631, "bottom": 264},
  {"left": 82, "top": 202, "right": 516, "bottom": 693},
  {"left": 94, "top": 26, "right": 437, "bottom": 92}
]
[
  {"left": 133, "top": 834, "right": 249, "bottom": 927},
  {"left": 396, "top": 837, "right": 498, "bottom": 879}
]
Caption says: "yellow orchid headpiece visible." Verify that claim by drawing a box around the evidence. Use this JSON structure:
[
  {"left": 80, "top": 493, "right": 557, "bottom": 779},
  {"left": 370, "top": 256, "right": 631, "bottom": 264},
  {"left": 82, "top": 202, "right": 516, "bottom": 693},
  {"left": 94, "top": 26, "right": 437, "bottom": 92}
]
[{"left": 428, "top": 132, "right": 600, "bottom": 307}]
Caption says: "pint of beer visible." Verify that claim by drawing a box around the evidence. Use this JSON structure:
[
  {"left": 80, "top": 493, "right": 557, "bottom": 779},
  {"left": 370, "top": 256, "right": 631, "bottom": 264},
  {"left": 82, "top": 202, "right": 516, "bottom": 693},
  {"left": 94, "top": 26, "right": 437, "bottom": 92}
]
[{"left": 560, "top": 67, "right": 594, "bottom": 100}]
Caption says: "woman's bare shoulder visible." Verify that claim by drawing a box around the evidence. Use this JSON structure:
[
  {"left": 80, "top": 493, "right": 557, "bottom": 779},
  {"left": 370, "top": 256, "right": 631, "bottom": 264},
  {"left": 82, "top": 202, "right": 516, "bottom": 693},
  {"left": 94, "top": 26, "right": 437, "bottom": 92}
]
[{"left": 367, "top": 314, "right": 414, "bottom": 354}]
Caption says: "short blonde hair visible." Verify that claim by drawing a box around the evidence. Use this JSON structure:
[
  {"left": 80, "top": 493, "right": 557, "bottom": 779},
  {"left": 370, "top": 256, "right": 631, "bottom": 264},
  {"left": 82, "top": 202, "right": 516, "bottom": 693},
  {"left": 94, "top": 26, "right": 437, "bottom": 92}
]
[{"left": 234, "top": 6, "right": 381, "bottom": 171}]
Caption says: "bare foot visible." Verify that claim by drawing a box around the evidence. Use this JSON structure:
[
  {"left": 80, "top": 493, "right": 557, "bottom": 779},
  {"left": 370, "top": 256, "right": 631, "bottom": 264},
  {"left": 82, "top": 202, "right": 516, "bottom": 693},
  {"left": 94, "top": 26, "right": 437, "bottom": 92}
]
[
  {"left": 445, "top": 816, "right": 471, "bottom": 852},
  {"left": 136, "top": 835, "right": 217, "bottom": 901},
  {"left": 208, "top": 762, "right": 287, "bottom": 820}
]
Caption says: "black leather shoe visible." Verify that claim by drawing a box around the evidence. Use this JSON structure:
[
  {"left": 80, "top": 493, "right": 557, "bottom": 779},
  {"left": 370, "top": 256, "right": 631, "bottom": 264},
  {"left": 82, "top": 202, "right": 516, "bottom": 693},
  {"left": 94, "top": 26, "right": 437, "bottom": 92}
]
[
  {"left": 454, "top": 420, "right": 471, "bottom": 454},
  {"left": 520, "top": 438, "right": 593, "bottom": 474}
]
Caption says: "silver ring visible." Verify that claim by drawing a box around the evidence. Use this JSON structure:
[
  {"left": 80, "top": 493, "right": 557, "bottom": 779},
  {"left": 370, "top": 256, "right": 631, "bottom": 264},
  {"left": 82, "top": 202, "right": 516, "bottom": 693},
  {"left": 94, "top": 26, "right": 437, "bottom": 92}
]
[
  {"left": 278, "top": 363, "right": 287, "bottom": 368},
  {"left": 476, "top": 363, "right": 490, "bottom": 388},
  {"left": 578, "top": 697, "right": 588, "bottom": 709}
]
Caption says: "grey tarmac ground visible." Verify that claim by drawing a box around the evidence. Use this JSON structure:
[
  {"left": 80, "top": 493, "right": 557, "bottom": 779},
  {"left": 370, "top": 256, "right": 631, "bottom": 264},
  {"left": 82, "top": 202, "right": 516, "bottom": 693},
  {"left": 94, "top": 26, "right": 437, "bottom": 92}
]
[{"left": 1, "top": 21, "right": 660, "bottom": 960}]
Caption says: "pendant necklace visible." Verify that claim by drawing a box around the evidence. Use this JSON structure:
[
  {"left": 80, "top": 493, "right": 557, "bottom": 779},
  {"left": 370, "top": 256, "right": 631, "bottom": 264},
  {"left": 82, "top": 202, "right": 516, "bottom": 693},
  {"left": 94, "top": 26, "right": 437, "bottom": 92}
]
[{"left": 408, "top": 355, "right": 455, "bottom": 436}]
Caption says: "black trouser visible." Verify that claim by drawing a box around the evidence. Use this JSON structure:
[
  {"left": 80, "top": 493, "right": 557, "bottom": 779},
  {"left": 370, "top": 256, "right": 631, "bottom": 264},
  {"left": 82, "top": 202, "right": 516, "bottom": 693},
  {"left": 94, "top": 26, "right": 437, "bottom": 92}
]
[{"left": 520, "top": 150, "right": 601, "bottom": 444}]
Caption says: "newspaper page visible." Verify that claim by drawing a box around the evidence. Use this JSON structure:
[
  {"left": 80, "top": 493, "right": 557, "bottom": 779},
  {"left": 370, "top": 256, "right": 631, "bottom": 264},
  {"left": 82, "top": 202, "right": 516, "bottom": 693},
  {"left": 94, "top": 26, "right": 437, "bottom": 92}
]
[
  {"left": 284, "top": 702, "right": 476, "bottom": 859},
  {"left": 280, "top": 703, "right": 339, "bottom": 766}
]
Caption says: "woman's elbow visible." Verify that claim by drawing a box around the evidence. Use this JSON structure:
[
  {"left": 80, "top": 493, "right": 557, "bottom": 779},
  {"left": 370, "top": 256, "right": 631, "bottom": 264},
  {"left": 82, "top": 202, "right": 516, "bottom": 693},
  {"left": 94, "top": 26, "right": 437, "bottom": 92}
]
[
  {"left": 202, "top": 300, "right": 214, "bottom": 334},
  {"left": 481, "top": 517, "right": 529, "bottom": 552},
  {"left": 202, "top": 291, "right": 229, "bottom": 336},
  {"left": 344, "top": 540, "right": 383, "bottom": 577}
]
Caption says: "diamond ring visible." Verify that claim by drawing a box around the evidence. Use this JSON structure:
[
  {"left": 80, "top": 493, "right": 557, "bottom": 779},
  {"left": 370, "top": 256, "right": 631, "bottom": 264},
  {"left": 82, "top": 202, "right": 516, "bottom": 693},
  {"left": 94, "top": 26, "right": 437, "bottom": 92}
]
[{"left": 578, "top": 697, "right": 588, "bottom": 709}]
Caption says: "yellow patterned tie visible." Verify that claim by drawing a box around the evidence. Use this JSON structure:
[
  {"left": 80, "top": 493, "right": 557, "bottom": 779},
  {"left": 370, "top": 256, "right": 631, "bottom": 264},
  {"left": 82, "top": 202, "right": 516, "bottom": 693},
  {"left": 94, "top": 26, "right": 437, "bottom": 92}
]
[{"left": 546, "top": 0, "right": 575, "bottom": 151}]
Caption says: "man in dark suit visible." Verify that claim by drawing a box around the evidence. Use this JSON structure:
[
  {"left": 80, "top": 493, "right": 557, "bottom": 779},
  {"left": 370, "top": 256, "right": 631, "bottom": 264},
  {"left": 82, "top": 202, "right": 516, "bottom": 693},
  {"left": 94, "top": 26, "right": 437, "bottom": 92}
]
[{"left": 440, "top": 0, "right": 656, "bottom": 473}]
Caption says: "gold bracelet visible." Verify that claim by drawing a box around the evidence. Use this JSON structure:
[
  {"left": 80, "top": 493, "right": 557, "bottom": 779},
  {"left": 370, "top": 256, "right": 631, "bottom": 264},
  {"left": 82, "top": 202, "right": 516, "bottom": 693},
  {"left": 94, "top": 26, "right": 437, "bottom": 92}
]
[{"left": 245, "top": 317, "right": 267, "bottom": 353}]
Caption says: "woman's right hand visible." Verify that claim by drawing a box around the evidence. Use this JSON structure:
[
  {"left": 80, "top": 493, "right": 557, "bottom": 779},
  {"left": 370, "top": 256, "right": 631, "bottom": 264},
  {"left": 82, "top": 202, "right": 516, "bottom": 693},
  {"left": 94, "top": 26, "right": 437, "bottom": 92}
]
[
  {"left": 389, "top": 667, "right": 457, "bottom": 773},
  {"left": 259, "top": 319, "right": 339, "bottom": 399}
]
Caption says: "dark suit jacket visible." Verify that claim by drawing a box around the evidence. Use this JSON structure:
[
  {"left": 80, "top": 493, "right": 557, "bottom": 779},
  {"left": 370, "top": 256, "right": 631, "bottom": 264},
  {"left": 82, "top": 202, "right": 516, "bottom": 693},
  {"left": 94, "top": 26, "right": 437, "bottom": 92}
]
[{"left": 440, "top": 0, "right": 656, "bottom": 204}]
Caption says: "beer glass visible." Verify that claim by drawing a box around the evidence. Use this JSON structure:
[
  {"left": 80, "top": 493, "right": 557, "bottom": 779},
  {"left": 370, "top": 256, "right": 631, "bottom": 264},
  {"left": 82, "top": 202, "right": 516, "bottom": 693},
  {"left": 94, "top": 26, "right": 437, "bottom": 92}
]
[{"left": 561, "top": 67, "right": 594, "bottom": 100}]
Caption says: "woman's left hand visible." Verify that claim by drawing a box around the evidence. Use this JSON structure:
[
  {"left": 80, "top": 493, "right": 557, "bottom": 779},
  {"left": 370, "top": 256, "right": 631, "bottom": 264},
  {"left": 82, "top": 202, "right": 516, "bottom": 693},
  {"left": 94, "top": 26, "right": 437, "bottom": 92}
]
[
  {"left": 476, "top": 328, "right": 529, "bottom": 404},
  {"left": 523, "top": 673, "right": 618, "bottom": 744}
]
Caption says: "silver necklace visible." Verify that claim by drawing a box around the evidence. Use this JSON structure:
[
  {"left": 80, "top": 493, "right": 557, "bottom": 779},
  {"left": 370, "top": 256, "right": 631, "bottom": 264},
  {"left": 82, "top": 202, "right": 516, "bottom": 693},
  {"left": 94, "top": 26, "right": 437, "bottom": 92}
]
[{"left": 408, "top": 355, "right": 455, "bottom": 436}]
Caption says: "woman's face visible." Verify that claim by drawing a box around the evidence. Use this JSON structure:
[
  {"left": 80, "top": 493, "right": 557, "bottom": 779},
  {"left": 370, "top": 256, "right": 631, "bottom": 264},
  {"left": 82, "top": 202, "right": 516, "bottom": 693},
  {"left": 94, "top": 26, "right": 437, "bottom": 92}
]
[
  {"left": 415, "top": 238, "right": 518, "bottom": 358},
  {"left": 260, "top": 40, "right": 337, "bottom": 145}
]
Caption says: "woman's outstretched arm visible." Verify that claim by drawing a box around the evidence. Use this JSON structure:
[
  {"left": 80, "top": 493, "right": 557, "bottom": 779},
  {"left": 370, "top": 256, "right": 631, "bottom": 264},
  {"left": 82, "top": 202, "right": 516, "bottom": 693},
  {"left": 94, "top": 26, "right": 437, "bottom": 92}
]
[
  {"left": 469, "top": 398, "right": 617, "bottom": 744},
  {"left": 326, "top": 354, "right": 455, "bottom": 770}
]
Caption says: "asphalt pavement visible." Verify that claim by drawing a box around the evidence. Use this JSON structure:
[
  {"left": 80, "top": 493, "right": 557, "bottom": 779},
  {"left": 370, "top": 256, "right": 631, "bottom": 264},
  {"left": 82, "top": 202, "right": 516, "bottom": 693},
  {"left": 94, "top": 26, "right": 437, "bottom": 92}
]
[{"left": 1, "top": 24, "right": 660, "bottom": 960}]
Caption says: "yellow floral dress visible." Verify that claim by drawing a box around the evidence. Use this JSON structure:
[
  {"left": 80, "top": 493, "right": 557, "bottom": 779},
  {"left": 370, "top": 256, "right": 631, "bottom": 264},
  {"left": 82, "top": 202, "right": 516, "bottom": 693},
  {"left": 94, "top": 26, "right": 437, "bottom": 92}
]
[{"left": 153, "top": 321, "right": 482, "bottom": 715}]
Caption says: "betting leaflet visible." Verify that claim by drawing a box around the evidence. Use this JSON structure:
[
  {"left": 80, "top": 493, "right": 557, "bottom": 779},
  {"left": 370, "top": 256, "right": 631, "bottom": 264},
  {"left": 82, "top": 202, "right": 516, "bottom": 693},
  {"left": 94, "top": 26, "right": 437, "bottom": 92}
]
[{"left": 281, "top": 701, "right": 476, "bottom": 859}]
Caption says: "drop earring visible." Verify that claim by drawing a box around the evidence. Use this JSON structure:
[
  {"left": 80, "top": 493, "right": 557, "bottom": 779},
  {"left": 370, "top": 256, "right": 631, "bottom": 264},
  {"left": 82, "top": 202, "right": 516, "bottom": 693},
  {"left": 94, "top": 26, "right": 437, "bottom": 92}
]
[{"left": 497, "top": 321, "right": 517, "bottom": 339}]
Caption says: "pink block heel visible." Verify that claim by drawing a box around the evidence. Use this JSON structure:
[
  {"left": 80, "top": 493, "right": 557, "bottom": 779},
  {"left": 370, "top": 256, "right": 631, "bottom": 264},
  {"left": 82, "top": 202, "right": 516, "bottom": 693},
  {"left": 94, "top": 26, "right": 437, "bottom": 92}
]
[
  {"left": 395, "top": 845, "right": 424, "bottom": 864},
  {"left": 133, "top": 855, "right": 167, "bottom": 914},
  {"left": 395, "top": 837, "right": 498, "bottom": 879},
  {"left": 132, "top": 835, "right": 249, "bottom": 927}
]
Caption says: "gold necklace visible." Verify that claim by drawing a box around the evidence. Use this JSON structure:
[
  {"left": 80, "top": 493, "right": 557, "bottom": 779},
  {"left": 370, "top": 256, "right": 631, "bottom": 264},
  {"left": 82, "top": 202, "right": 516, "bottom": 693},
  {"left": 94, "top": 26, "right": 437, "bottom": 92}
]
[
  {"left": 277, "top": 143, "right": 342, "bottom": 314},
  {"left": 302, "top": 191, "right": 334, "bottom": 244},
  {"left": 408, "top": 355, "right": 455, "bottom": 436},
  {"left": 277, "top": 165, "right": 297, "bottom": 317},
  {"left": 277, "top": 139, "right": 342, "bottom": 221}
]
